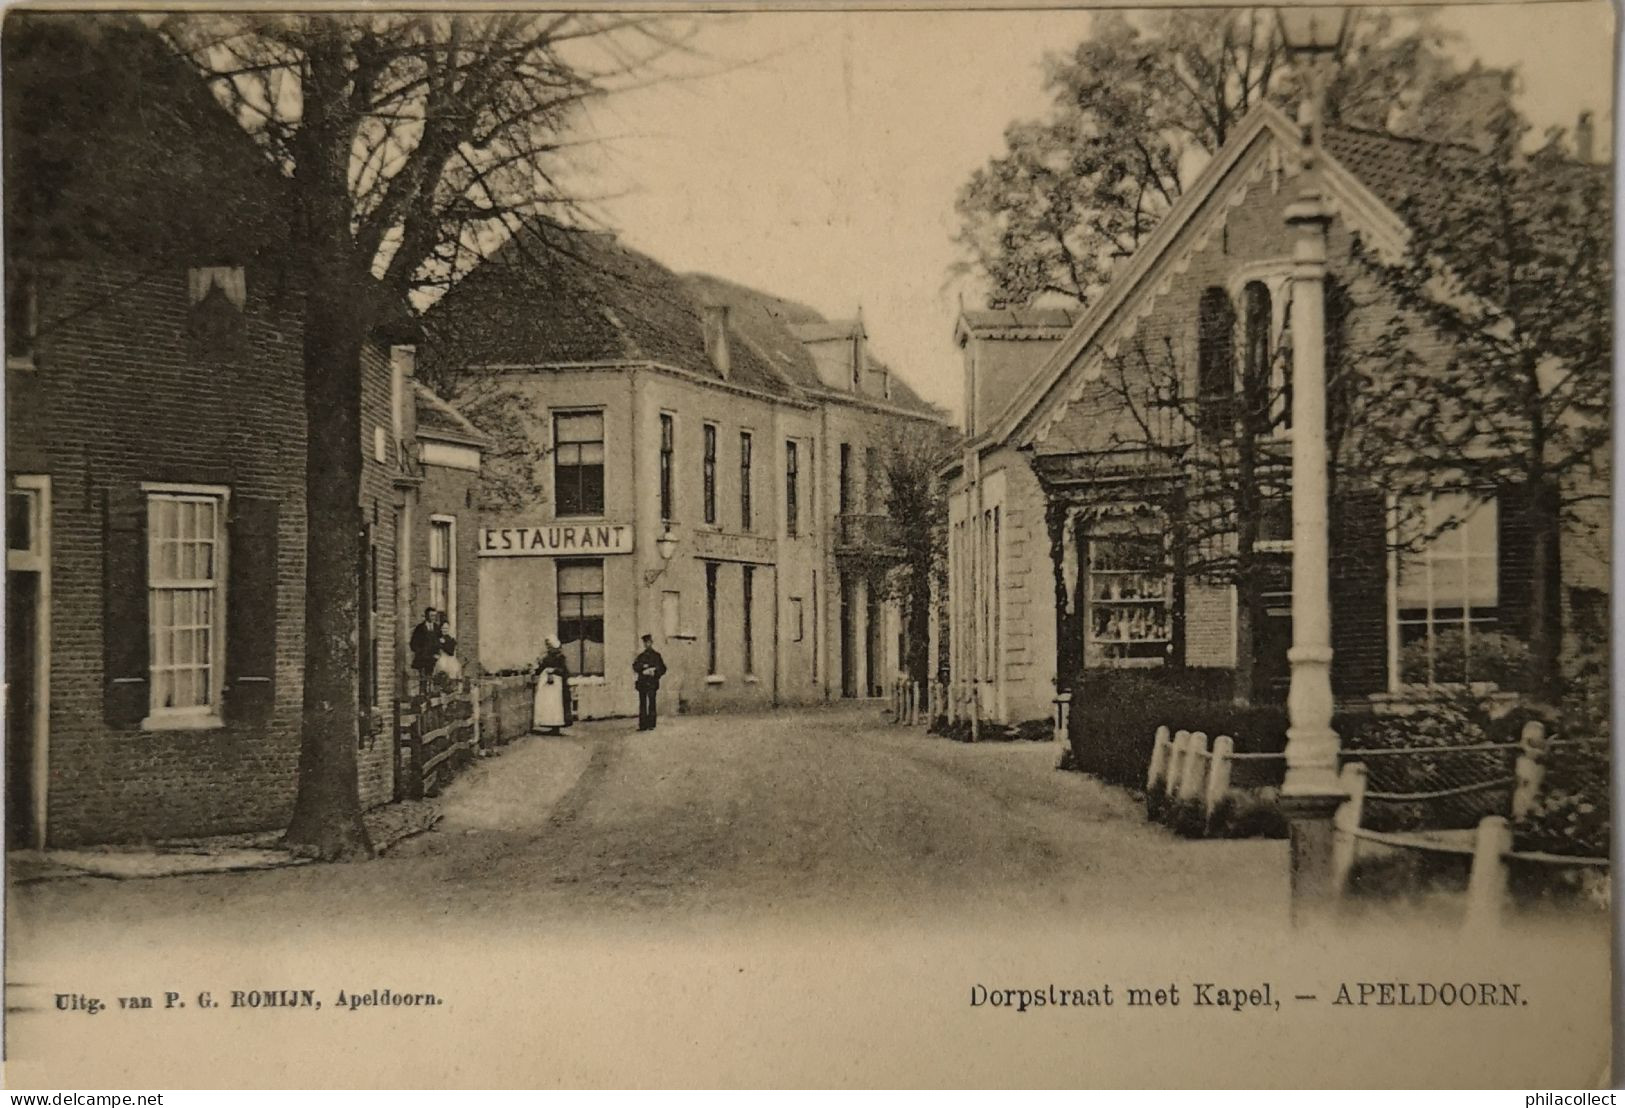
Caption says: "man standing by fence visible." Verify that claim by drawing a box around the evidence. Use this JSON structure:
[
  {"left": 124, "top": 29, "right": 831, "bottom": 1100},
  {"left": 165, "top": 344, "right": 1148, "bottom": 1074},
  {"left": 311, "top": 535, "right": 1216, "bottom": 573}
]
[
  {"left": 633, "top": 634, "right": 667, "bottom": 732},
  {"left": 409, "top": 607, "right": 440, "bottom": 696}
]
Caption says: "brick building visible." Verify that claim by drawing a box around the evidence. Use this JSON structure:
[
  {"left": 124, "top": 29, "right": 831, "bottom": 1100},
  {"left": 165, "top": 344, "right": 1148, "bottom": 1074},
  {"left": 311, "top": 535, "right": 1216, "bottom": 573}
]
[
  {"left": 940, "top": 103, "right": 1608, "bottom": 723},
  {"left": 424, "top": 224, "right": 945, "bottom": 717},
  {"left": 4, "top": 16, "right": 485, "bottom": 844}
]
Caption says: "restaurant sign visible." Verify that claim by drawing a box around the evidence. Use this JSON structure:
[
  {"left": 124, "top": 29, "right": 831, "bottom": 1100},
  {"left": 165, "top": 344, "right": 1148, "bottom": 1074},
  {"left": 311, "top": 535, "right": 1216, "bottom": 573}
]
[{"left": 480, "top": 523, "right": 635, "bottom": 557}]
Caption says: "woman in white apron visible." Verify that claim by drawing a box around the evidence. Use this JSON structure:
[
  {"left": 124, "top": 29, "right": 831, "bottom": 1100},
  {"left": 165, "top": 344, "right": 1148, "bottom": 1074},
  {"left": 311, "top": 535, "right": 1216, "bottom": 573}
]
[{"left": 532, "top": 635, "right": 571, "bottom": 735}]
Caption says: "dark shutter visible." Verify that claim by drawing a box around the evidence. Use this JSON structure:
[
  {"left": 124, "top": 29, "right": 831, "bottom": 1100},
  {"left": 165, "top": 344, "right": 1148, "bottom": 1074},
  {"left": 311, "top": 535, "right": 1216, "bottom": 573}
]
[
  {"left": 225, "top": 497, "right": 279, "bottom": 723},
  {"left": 103, "top": 488, "right": 149, "bottom": 726},
  {"left": 1495, "top": 482, "right": 1536, "bottom": 643},
  {"left": 1330, "top": 489, "right": 1389, "bottom": 698}
]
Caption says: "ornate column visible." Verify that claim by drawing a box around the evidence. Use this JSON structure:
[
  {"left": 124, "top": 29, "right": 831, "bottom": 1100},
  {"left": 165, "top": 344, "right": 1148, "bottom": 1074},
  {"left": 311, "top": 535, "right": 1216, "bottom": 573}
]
[{"left": 1280, "top": 120, "right": 1345, "bottom": 915}]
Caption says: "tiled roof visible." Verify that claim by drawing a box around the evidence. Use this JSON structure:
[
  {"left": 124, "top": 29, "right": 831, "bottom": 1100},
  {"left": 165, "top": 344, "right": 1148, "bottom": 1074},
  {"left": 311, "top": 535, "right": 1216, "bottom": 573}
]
[
  {"left": 1321, "top": 124, "right": 1480, "bottom": 225},
  {"left": 429, "top": 221, "right": 794, "bottom": 399},
  {"left": 684, "top": 275, "right": 942, "bottom": 419},
  {"left": 681, "top": 273, "right": 825, "bottom": 391},
  {"left": 413, "top": 382, "right": 487, "bottom": 447},
  {"left": 1322, "top": 122, "right": 1607, "bottom": 231}
]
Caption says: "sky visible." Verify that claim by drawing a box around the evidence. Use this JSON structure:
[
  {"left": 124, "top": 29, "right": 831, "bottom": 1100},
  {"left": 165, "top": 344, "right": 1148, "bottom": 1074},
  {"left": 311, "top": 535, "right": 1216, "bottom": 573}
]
[{"left": 571, "top": 3, "right": 1616, "bottom": 419}]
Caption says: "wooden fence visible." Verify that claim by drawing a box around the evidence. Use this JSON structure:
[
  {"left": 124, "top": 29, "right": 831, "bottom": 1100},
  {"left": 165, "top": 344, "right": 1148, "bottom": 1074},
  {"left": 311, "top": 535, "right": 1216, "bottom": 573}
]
[
  {"left": 477, "top": 673, "right": 537, "bottom": 752},
  {"left": 394, "top": 674, "right": 537, "bottom": 801},
  {"left": 395, "top": 687, "right": 477, "bottom": 801}
]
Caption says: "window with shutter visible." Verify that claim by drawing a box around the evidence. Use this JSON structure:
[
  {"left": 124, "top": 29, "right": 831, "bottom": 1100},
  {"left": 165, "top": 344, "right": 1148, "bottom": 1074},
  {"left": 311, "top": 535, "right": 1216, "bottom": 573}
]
[
  {"left": 225, "top": 496, "right": 278, "bottom": 724},
  {"left": 103, "top": 488, "right": 149, "bottom": 726},
  {"left": 145, "top": 487, "right": 228, "bottom": 726}
]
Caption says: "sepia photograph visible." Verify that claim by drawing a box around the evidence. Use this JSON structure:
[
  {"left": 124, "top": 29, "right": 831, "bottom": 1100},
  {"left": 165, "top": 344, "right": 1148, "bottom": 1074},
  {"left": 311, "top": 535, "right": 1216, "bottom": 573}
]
[{"left": 0, "top": 0, "right": 1615, "bottom": 1090}]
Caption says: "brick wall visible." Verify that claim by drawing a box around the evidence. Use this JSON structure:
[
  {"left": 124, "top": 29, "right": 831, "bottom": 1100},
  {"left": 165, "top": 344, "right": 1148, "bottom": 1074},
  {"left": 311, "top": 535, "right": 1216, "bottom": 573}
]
[
  {"left": 356, "top": 338, "right": 402, "bottom": 811},
  {"left": 11, "top": 260, "right": 309, "bottom": 845}
]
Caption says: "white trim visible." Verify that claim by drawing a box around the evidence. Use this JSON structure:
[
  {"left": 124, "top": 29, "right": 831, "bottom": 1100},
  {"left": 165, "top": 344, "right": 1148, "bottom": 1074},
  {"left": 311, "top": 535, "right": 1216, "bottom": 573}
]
[
  {"left": 8, "top": 474, "right": 51, "bottom": 847},
  {"left": 141, "top": 484, "right": 229, "bottom": 730},
  {"left": 429, "top": 514, "right": 458, "bottom": 635}
]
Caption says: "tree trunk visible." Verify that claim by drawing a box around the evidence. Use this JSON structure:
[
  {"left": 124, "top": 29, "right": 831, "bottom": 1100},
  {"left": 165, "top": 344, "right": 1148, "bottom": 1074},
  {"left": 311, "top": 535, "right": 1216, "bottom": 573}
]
[
  {"left": 1526, "top": 476, "right": 1565, "bottom": 706},
  {"left": 283, "top": 286, "right": 375, "bottom": 860}
]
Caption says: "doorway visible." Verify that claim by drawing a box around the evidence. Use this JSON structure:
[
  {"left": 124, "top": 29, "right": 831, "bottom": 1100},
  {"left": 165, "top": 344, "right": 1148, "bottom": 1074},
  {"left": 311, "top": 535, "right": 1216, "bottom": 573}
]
[
  {"left": 7, "top": 475, "right": 50, "bottom": 850},
  {"left": 839, "top": 570, "right": 856, "bottom": 698}
]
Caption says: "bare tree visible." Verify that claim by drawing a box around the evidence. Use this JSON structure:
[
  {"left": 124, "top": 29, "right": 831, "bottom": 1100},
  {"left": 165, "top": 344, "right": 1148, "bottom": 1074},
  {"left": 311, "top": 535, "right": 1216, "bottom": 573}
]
[{"left": 157, "top": 12, "right": 692, "bottom": 858}]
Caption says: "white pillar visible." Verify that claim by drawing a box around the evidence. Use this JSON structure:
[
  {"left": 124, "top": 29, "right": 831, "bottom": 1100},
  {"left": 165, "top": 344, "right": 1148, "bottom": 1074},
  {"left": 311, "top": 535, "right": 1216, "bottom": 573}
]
[{"left": 1282, "top": 187, "right": 1341, "bottom": 800}]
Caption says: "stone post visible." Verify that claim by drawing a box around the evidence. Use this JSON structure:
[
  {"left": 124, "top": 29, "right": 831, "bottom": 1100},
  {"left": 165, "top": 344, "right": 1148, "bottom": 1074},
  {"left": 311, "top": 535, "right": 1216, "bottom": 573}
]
[
  {"left": 1205, "top": 735, "right": 1235, "bottom": 834},
  {"left": 1465, "top": 815, "right": 1513, "bottom": 930}
]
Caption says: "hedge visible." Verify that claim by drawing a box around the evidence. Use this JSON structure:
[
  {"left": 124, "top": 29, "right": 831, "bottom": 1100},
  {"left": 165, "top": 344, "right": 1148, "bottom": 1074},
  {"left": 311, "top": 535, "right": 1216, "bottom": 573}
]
[{"left": 1064, "top": 668, "right": 1374, "bottom": 791}]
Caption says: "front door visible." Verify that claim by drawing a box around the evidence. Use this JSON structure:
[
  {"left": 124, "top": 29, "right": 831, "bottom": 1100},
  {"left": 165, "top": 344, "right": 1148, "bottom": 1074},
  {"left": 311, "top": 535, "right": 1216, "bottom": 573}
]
[
  {"left": 839, "top": 571, "right": 856, "bottom": 698},
  {"left": 6, "top": 476, "right": 49, "bottom": 850}
]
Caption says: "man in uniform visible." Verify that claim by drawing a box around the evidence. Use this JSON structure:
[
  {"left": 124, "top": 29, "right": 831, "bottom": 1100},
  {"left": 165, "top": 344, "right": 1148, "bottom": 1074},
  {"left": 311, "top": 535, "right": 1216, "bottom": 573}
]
[{"left": 632, "top": 633, "right": 668, "bottom": 732}]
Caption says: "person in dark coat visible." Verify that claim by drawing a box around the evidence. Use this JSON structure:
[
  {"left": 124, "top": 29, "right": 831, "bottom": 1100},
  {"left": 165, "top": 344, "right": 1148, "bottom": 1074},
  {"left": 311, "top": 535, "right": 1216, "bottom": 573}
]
[
  {"left": 536, "top": 638, "right": 574, "bottom": 729},
  {"left": 632, "top": 634, "right": 667, "bottom": 732},
  {"left": 408, "top": 607, "right": 440, "bottom": 695}
]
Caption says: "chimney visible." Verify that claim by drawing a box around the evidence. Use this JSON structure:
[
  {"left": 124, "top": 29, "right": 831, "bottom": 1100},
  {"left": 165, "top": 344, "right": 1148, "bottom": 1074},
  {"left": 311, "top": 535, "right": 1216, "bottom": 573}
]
[
  {"left": 1576, "top": 110, "right": 1595, "bottom": 163},
  {"left": 852, "top": 306, "right": 866, "bottom": 392},
  {"left": 701, "top": 304, "right": 731, "bottom": 378}
]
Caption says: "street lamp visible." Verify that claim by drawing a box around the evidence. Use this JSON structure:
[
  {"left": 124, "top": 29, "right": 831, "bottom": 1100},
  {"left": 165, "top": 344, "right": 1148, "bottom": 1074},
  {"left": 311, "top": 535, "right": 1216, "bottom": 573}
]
[
  {"left": 1277, "top": 5, "right": 1352, "bottom": 914},
  {"left": 644, "top": 527, "right": 679, "bottom": 586}
]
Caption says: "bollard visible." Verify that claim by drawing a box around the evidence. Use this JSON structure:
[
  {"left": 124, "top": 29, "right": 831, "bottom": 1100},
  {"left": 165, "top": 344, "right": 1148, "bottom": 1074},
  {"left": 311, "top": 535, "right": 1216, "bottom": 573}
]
[
  {"left": 1512, "top": 721, "right": 1548, "bottom": 821},
  {"left": 1147, "top": 725, "right": 1172, "bottom": 792},
  {"left": 1167, "top": 730, "right": 1191, "bottom": 801},
  {"left": 1204, "top": 735, "right": 1235, "bottom": 834},
  {"left": 1465, "top": 815, "right": 1514, "bottom": 930},
  {"left": 1179, "top": 732, "right": 1210, "bottom": 805},
  {"left": 1330, "top": 762, "right": 1368, "bottom": 898}
]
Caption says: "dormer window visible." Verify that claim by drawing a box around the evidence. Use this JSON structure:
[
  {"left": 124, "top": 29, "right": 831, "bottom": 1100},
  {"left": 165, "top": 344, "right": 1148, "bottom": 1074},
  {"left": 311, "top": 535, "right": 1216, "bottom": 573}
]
[
  {"left": 187, "top": 266, "right": 248, "bottom": 362},
  {"left": 188, "top": 266, "right": 246, "bottom": 311},
  {"left": 6, "top": 269, "right": 37, "bottom": 368}
]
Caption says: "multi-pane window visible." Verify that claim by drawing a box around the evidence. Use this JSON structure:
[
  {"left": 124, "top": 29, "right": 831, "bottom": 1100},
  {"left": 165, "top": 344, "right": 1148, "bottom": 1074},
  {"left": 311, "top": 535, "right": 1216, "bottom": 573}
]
[
  {"left": 743, "top": 565, "right": 755, "bottom": 676},
  {"left": 659, "top": 413, "right": 675, "bottom": 523},
  {"left": 1395, "top": 493, "right": 1499, "bottom": 686},
  {"left": 147, "top": 491, "right": 225, "bottom": 717},
  {"left": 785, "top": 440, "right": 799, "bottom": 538},
  {"left": 705, "top": 561, "right": 719, "bottom": 674},
  {"left": 1242, "top": 282, "right": 1273, "bottom": 432},
  {"left": 1196, "top": 287, "right": 1236, "bottom": 439},
  {"left": 557, "top": 559, "right": 605, "bottom": 677},
  {"left": 739, "top": 431, "right": 753, "bottom": 531},
  {"left": 1086, "top": 534, "right": 1170, "bottom": 668},
  {"left": 429, "top": 518, "right": 454, "bottom": 627},
  {"left": 553, "top": 411, "right": 605, "bottom": 517},
  {"left": 839, "top": 444, "right": 852, "bottom": 515},
  {"left": 702, "top": 424, "right": 718, "bottom": 525}
]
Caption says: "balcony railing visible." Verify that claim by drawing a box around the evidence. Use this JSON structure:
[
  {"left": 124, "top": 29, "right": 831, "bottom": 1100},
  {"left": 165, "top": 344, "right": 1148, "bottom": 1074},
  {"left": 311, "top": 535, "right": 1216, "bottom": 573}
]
[{"left": 836, "top": 512, "right": 903, "bottom": 557}]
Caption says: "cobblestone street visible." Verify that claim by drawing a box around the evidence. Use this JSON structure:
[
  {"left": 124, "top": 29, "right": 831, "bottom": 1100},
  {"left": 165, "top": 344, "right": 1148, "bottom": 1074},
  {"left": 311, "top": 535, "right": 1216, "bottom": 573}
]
[
  {"left": 7, "top": 705, "right": 1608, "bottom": 1088},
  {"left": 9, "top": 704, "right": 1287, "bottom": 933}
]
